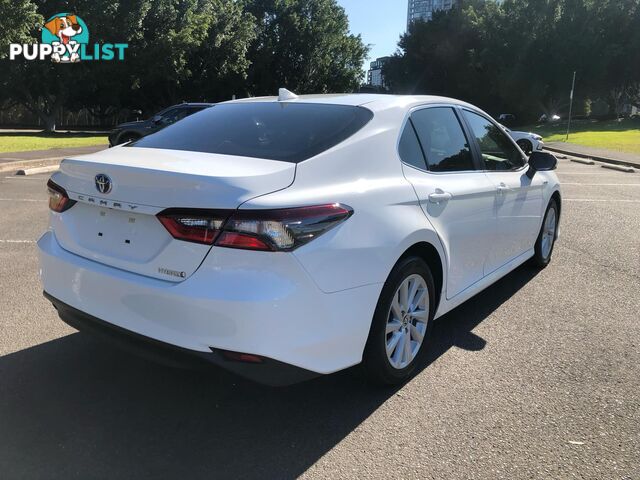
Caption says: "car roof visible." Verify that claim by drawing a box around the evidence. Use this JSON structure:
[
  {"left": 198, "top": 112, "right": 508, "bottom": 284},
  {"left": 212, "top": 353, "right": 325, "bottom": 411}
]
[{"left": 221, "top": 93, "right": 481, "bottom": 113}]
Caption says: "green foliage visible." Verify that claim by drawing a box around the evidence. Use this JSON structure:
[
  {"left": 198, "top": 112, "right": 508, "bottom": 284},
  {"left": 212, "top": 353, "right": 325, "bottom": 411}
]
[
  {"left": 243, "top": 0, "right": 368, "bottom": 95},
  {"left": 519, "top": 118, "right": 640, "bottom": 154},
  {"left": 0, "top": 0, "right": 367, "bottom": 131},
  {"left": 384, "top": 0, "right": 640, "bottom": 122},
  {"left": 0, "top": 132, "right": 106, "bottom": 153},
  {"left": 591, "top": 99, "right": 610, "bottom": 116},
  {"left": 0, "top": 0, "right": 41, "bottom": 58}
]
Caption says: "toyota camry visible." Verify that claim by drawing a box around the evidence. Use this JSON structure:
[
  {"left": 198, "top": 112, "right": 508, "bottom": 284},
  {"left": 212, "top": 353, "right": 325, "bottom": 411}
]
[{"left": 39, "top": 91, "right": 561, "bottom": 386}]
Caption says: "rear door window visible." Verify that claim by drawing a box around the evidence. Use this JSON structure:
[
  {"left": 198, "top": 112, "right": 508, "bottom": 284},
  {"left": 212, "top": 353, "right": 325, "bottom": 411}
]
[
  {"left": 410, "top": 107, "right": 475, "bottom": 172},
  {"left": 131, "top": 102, "right": 373, "bottom": 163},
  {"left": 398, "top": 122, "right": 427, "bottom": 170}
]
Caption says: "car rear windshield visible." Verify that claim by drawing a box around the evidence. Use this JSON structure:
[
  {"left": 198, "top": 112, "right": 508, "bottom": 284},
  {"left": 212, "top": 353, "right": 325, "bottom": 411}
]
[{"left": 129, "top": 102, "right": 374, "bottom": 163}]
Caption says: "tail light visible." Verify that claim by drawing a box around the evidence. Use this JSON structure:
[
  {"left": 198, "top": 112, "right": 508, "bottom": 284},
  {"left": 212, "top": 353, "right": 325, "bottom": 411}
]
[
  {"left": 157, "top": 204, "right": 353, "bottom": 251},
  {"left": 47, "top": 179, "right": 76, "bottom": 213},
  {"left": 157, "top": 209, "right": 230, "bottom": 245},
  {"left": 217, "top": 204, "right": 353, "bottom": 251}
]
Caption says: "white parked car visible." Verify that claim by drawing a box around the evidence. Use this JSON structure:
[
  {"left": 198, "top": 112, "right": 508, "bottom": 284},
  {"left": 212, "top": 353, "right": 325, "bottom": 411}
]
[
  {"left": 539, "top": 113, "right": 561, "bottom": 123},
  {"left": 501, "top": 125, "right": 544, "bottom": 155},
  {"left": 39, "top": 93, "right": 561, "bottom": 386}
]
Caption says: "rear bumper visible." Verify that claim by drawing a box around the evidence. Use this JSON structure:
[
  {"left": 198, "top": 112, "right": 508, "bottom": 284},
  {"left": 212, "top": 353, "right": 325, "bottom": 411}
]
[
  {"left": 38, "top": 231, "right": 380, "bottom": 381},
  {"left": 44, "top": 292, "right": 317, "bottom": 386}
]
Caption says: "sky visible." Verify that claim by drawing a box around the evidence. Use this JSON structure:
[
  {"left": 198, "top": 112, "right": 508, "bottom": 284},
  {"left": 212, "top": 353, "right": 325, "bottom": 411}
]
[{"left": 337, "top": 0, "right": 408, "bottom": 71}]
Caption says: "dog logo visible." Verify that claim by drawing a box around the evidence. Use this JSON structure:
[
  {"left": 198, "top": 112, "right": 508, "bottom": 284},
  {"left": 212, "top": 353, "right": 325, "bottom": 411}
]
[
  {"left": 42, "top": 13, "right": 89, "bottom": 63},
  {"left": 9, "top": 13, "right": 127, "bottom": 62},
  {"left": 95, "top": 174, "right": 112, "bottom": 194}
]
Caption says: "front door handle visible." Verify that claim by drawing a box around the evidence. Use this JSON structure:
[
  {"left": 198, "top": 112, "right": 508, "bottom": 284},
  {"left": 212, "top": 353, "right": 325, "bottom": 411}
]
[
  {"left": 497, "top": 182, "right": 514, "bottom": 195},
  {"left": 428, "top": 190, "right": 452, "bottom": 203}
]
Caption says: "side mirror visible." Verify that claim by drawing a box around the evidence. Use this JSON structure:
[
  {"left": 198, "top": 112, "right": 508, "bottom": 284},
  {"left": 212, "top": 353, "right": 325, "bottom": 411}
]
[
  {"left": 526, "top": 151, "right": 557, "bottom": 179},
  {"left": 152, "top": 115, "right": 163, "bottom": 124}
]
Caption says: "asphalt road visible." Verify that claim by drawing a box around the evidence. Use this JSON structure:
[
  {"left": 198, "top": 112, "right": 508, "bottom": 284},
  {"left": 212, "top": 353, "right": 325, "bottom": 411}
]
[{"left": 0, "top": 159, "right": 638, "bottom": 479}]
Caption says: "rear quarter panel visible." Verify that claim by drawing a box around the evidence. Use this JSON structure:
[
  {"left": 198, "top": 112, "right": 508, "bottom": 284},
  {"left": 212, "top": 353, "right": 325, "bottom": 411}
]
[{"left": 239, "top": 107, "right": 447, "bottom": 295}]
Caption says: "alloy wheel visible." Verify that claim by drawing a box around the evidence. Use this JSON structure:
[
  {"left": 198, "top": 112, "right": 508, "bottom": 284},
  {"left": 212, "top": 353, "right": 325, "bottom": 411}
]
[
  {"left": 541, "top": 206, "right": 557, "bottom": 259},
  {"left": 385, "top": 274, "right": 429, "bottom": 370}
]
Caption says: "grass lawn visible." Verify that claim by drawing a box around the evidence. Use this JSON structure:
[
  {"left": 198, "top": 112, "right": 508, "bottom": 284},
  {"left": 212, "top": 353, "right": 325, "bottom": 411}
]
[
  {"left": 0, "top": 132, "right": 108, "bottom": 153},
  {"left": 517, "top": 118, "right": 640, "bottom": 155}
]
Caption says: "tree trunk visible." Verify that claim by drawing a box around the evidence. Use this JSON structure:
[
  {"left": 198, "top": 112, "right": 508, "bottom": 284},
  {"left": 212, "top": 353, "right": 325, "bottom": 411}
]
[
  {"left": 608, "top": 87, "right": 625, "bottom": 120},
  {"left": 16, "top": 88, "right": 62, "bottom": 133},
  {"left": 41, "top": 114, "right": 56, "bottom": 133},
  {"left": 35, "top": 98, "right": 63, "bottom": 133}
]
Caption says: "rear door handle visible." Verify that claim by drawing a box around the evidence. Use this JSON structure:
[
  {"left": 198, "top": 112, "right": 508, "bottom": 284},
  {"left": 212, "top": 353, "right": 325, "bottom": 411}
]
[
  {"left": 428, "top": 190, "right": 452, "bottom": 203},
  {"left": 497, "top": 182, "right": 514, "bottom": 194}
]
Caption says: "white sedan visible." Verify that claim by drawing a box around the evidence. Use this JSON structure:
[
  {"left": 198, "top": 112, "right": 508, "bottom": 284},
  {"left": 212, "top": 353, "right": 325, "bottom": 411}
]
[
  {"left": 501, "top": 124, "right": 544, "bottom": 155},
  {"left": 39, "top": 92, "right": 561, "bottom": 386}
]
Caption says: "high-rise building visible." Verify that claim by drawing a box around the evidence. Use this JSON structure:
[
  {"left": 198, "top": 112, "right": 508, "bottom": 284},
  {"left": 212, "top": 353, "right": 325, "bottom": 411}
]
[
  {"left": 407, "top": 0, "right": 457, "bottom": 27},
  {"left": 367, "top": 57, "right": 390, "bottom": 88}
]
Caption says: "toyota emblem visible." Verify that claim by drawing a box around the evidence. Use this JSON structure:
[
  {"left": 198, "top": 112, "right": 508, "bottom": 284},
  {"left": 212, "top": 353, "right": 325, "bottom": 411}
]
[{"left": 95, "top": 174, "right": 112, "bottom": 194}]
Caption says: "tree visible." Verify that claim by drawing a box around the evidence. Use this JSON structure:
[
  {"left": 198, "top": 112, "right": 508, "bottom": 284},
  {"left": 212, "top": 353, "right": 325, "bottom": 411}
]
[
  {"left": 243, "top": 0, "right": 368, "bottom": 96},
  {"left": 384, "top": 0, "right": 640, "bottom": 123},
  {"left": 183, "top": 0, "right": 257, "bottom": 102},
  {"left": 0, "top": 0, "right": 41, "bottom": 58},
  {"left": 1, "top": 0, "right": 369, "bottom": 130},
  {"left": 0, "top": 0, "right": 257, "bottom": 130},
  {"left": 384, "top": 0, "right": 520, "bottom": 112}
]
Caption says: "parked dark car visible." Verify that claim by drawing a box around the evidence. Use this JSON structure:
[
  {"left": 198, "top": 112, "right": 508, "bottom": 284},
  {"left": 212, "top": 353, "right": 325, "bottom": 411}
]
[
  {"left": 498, "top": 113, "right": 517, "bottom": 126},
  {"left": 108, "top": 103, "right": 213, "bottom": 146}
]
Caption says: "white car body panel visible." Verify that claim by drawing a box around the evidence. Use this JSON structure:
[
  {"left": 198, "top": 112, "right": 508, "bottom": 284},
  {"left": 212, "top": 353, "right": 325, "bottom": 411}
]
[
  {"left": 402, "top": 165, "right": 497, "bottom": 299},
  {"left": 241, "top": 104, "right": 446, "bottom": 294},
  {"left": 38, "top": 93, "right": 561, "bottom": 380},
  {"left": 482, "top": 168, "right": 546, "bottom": 273},
  {"left": 38, "top": 231, "right": 380, "bottom": 373},
  {"left": 56, "top": 147, "right": 296, "bottom": 209},
  {"left": 48, "top": 149, "right": 295, "bottom": 281}
]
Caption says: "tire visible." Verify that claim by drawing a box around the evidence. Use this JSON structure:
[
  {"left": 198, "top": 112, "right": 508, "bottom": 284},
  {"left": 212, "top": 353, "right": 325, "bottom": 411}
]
[
  {"left": 531, "top": 199, "right": 559, "bottom": 268},
  {"left": 517, "top": 139, "right": 533, "bottom": 156},
  {"left": 361, "top": 256, "right": 436, "bottom": 385}
]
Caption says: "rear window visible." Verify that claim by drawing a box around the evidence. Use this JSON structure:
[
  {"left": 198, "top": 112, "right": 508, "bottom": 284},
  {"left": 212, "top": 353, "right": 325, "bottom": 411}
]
[{"left": 130, "top": 102, "right": 374, "bottom": 163}]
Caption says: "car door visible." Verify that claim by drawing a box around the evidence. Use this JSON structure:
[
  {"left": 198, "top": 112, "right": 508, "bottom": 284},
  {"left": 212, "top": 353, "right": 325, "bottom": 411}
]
[
  {"left": 460, "top": 109, "right": 545, "bottom": 274},
  {"left": 400, "top": 105, "right": 498, "bottom": 299}
]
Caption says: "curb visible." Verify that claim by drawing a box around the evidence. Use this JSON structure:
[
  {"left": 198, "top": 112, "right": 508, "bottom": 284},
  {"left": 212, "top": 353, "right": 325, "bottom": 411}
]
[
  {"left": 16, "top": 165, "right": 60, "bottom": 176},
  {"left": 0, "top": 157, "right": 62, "bottom": 174},
  {"left": 600, "top": 164, "right": 636, "bottom": 173},
  {"left": 545, "top": 145, "right": 640, "bottom": 170},
  {"left": 569, "top": 158, "right": 595, "bottom": 165}
]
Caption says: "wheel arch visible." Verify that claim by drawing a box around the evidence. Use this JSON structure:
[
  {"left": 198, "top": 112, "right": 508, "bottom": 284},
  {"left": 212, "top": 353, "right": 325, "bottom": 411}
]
[
  {"left": 550, "top": 189, "right": 562, "bottom": 239},
  {"left": 550, "top": 189, "right": 562, "bottom": 218},
  {"left": 398, "top": 241, "right": 444, "bottom": 314},
  {"left": 517, "top": 138, "right": 533, "bottom": 153}
]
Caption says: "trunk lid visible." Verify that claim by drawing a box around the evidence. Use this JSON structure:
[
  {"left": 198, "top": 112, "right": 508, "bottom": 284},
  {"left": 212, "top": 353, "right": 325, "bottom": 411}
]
[{"left": 50, "top": 146, "right": 295, "bottom": 282}]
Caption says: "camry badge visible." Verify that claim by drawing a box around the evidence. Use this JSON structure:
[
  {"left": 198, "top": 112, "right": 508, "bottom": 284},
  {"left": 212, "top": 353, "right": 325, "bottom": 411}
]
[{"left": 95, "top": 174, "right": 112, "bottom": 194}]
